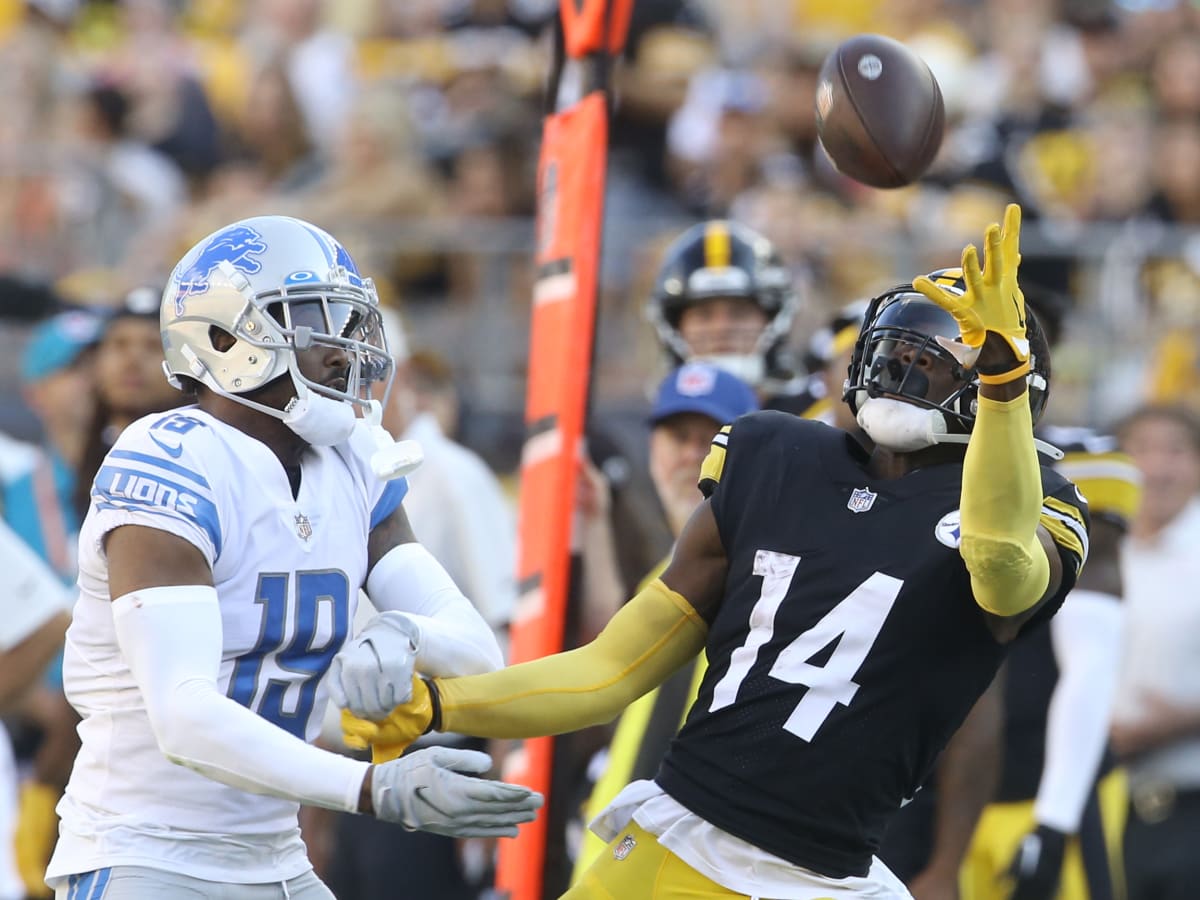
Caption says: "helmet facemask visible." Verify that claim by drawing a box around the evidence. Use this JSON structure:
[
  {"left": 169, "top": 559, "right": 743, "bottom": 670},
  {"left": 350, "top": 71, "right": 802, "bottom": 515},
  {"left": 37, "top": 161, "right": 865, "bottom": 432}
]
[
  {"left": 847, "top": 294, "right": 978, "bottom": 437},
  {"left": 845, "top": 280, "right": 1054, "bottom": 455},
  {"left": 262, "top": 286, "right": 393, "bottom": 411}
]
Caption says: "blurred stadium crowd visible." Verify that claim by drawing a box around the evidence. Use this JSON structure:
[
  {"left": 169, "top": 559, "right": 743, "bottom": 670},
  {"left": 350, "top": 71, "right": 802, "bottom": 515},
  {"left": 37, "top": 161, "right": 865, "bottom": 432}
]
[
  {"left": 6, "top": 0, "right": 1200, "bottom": 445},
  {"left": 6, "top": 0, "right": 1200, "bottom": 898}
]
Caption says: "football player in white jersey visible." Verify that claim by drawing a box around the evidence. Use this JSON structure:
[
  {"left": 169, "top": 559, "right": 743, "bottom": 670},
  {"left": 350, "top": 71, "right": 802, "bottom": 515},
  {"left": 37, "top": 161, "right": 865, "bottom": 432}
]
[{"left": 44, "top": 216, "right": 542, "bottom": 900}]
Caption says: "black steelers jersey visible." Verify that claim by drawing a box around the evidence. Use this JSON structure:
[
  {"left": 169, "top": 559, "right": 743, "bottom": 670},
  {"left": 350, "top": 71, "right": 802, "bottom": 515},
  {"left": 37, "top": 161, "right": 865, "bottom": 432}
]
[
  {"left": 654, "top": 412, "right": 1088, "bottom": 878},
  {"left": 997, "top": 425, "right": 1140, "bottom": 802}
]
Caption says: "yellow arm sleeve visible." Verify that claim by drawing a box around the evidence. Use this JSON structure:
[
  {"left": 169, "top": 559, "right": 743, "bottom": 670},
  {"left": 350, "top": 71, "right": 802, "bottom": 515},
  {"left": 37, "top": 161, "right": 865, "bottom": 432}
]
[
  {"left": 436, "top": 578, "right": 708, "bottom": 738},
  {"left": 959, "top": 392, "right": 1051, "bottom": 616}
]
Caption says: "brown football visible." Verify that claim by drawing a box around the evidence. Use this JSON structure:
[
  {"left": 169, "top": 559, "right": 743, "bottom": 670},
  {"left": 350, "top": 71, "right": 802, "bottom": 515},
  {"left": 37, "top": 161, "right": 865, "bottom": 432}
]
[{"left": 814, "top": 34, "right": 945, "bottom": 189}]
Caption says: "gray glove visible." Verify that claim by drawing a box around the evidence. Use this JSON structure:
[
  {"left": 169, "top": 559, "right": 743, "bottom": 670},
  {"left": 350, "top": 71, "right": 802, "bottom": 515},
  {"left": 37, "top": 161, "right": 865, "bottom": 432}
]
[
  {"left": 328, "top": 611, "right": 420, "bottom": 719},
  {"left": 371, "top": 747, "right": 543, "bottom": 838}
]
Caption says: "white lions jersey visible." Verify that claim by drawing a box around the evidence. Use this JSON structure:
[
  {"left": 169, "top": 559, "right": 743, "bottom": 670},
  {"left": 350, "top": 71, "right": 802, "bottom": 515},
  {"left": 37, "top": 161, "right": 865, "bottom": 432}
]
[{"left": 47, "top": 409, "right": 407, "bottom": 886}]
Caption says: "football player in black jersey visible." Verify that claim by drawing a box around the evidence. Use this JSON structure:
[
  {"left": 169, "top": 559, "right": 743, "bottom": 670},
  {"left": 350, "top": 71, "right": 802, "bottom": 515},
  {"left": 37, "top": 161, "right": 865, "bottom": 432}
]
[{"left": 345, "top": 205, "right": 1091, "bottom": 899}]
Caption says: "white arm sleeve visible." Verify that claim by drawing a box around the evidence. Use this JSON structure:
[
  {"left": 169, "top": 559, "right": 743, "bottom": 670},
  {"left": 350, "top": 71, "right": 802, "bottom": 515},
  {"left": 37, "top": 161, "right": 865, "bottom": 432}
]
[
  {"left": 1034, "top": 589, "right": 1124, "bottom": 833},
  {"left": 365, "top": 543, "right": 504, "bottom": 676},
  {"left": 0, "top": 517, "right": 71, "bottom": 651},
  {"left": 113, "top": 585, "right": 369, "bottom": 813}
]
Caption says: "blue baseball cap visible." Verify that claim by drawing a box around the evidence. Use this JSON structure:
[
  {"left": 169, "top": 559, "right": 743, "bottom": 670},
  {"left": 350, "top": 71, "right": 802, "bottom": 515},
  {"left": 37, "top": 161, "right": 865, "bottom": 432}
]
[
  {"left": 21, "top": 309, "right": 105, "bottom": 384},
  {"left": 649, "top": 363, "right": 759, "bottom": 427}
]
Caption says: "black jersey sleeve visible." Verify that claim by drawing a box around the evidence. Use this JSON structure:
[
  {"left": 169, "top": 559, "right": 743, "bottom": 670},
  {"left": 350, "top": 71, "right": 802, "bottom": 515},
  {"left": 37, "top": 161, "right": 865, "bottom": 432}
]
[
  {"left": 697, "top": 423, "right": 732, "bottom": 500},
  {"left": 1020, "top": 466, "right": 1091, "bottom": 635}
]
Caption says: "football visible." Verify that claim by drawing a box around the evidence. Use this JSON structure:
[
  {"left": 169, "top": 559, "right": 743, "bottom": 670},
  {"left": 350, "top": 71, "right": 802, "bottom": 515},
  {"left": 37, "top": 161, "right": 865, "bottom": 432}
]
[{"left": 814, "top": 34, "right": 945, "bottom": 189}]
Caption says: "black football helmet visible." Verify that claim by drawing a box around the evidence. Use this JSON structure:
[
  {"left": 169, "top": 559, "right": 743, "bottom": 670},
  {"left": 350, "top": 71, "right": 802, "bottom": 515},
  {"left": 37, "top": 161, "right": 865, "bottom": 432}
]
[
  {"left": 845, "top": 267, "right": 1052, "bottom": 435},
  {"left": 647, "top": 220, "right": 798, "bottom": 386}
]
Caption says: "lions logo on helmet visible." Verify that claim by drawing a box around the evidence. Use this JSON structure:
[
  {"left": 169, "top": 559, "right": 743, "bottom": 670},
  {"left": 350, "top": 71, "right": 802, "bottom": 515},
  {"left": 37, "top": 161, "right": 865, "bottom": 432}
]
[
  {"left": 160, "top": 216, "right": 393, "bottom": 446},
  {"left": 174, "top": 225, "right": 269, "bottom": 311}
]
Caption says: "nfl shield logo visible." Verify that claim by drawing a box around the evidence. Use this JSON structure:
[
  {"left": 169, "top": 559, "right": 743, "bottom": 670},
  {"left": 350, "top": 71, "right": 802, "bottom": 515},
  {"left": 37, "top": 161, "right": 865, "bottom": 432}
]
[
  {"left": 613, "top": 834, "right": 637, "bottom": 861},
  {"left": 847, "top": 487, "right": 878, "bottom": 514},
  {"left": 295, "top": 513, "right": 313, "bottom": 540}
]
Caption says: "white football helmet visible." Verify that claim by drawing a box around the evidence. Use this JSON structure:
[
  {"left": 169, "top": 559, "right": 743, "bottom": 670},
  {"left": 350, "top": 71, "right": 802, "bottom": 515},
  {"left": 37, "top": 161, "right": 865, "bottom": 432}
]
[{"left": 161, "top": 216, "right": 393, "bottom": 444}]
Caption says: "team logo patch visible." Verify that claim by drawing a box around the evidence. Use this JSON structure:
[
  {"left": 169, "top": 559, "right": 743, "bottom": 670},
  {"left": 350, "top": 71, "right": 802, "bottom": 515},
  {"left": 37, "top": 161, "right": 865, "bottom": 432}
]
[
  {"left": 935, "top": 510, "right": 962, "bottom": 548},
  {"left": 612, "top": 833, "right": 637, "bottom": 861},
  {"left": 847, "top": 486, "right": 878, "bottom": 514},
  {"left": 676, "top": 363, "right": 717, "bottom": 397},
  {"left": 175, "top": 225, "right": 268, "bottom": 310}
]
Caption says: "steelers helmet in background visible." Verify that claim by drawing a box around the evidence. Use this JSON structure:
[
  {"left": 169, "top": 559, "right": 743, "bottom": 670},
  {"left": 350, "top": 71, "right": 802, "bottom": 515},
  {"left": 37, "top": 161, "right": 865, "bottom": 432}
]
[{"left": 647, "top": 220, "right": 798, "bottom": 387}]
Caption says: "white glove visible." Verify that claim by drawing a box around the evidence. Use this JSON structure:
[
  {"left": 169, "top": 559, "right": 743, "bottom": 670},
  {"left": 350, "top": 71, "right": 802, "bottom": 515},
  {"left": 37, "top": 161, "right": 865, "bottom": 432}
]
[
  {"left": 371, "top": 747, "right": 543, "bottom": 837},
  {"left": 328, "top": 611, "right": 421, "bottom": 719}
]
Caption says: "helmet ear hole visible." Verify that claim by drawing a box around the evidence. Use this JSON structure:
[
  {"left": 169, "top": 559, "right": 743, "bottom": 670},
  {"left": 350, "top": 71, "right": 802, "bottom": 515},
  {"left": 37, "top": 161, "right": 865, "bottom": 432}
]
[{"left": 209, "top": 326, "right": 236, "bottom": 353}]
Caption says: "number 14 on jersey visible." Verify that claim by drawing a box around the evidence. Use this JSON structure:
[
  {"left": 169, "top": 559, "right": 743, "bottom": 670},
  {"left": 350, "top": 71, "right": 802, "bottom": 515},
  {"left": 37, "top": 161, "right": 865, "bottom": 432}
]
[{"left": 710, "top": 550, "right": 902, "bottom": 741}]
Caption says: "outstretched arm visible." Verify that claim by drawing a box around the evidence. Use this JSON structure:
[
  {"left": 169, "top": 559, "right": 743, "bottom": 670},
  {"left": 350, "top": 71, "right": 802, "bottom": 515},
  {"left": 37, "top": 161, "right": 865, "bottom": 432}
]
[
  {"left": 345, "top": 498, "right": 728, "bottom": 759},
  {"left": 914, "top": 204, "right": 1066, "bottom": 634}
]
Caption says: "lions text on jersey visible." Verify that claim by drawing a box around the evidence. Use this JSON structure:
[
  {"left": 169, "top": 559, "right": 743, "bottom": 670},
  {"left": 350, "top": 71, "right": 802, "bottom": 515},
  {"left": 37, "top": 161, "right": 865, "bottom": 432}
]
[
  {"left": 46, "top": 409, "right": 406, "bottom": 886},
  {"left": 657, "top": 412, "right": 1087, "bottom": 879}
]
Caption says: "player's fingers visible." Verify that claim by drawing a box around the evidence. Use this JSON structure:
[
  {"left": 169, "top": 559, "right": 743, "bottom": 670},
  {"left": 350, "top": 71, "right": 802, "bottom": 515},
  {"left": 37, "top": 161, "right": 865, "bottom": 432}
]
[
  {"left": 912, "top": 277, "right": 969, "bottom": 324},
  {"left": 341, "top": 709, "right": 379, "bottom": 742},
  {"left": 444, "top": 806, "right": 541, "bottom": 827},
  {"left": 983, "top": 223, "right": 1001, "bottom": 284},
  {"left": 371, "top": 742, "right": 407, "bottom": 764},
  {"left": 354, "top": 682, "right": 391, "bottom": 721},
  {"left": 961, "top": 244, "right": 985, "bottom": 298},
  {"left": 344, "top": 679, "right": 377, "bottom": 719},
  {"left": 381, "top": 675, "right": 412, "bottom": 710},
  {"left": 425, "top": 747, "right": 494, "bottom": 775},
  {"left": 1002, "top": 203, "right": 1022, "bottom": 266},
  {"left": 456, "top": 779, "right": 545, "bottom": 806},
  {"left": 911, "top": 275, "right": 955, "bottom": 312}
]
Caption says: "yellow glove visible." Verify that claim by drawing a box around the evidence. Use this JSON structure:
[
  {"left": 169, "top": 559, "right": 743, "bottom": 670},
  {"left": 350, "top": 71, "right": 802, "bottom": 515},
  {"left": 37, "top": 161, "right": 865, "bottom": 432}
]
[
  {"left": 15, "top": 780, "right": 59, "bottom": 898},
  {"left": 913, "top": 203, "right": 1031, "bottom": 384},
  {"left": 341, "top": 675, "right": 436, "bottom": 764}
]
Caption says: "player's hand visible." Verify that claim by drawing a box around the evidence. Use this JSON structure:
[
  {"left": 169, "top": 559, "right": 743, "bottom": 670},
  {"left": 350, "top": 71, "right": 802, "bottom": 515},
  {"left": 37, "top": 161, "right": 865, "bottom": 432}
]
[
  {"left": 328, "top": 611, "right": 420, "bottom": 719},
  {"left": 342, "top": 675, "right": 437, "bottom": 762},
  {"left": 1002, "top": 824, "right": 1067, "bottom": 900},
  {"left": 913, "top": 203, "right": 1030, "bottom": 381},
  {"left": 370, "top": 747, "right": 543, "bottom": 837}
]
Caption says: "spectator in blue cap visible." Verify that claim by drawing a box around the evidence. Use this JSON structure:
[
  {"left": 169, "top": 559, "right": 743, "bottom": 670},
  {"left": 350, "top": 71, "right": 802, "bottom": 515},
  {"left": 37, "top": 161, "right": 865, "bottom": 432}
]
[
  {"left": 647, "top": 361, "right": 760, "bottom": 536},
  {"left": 13, "top": 309, "right": 104, "bottom": 564}
]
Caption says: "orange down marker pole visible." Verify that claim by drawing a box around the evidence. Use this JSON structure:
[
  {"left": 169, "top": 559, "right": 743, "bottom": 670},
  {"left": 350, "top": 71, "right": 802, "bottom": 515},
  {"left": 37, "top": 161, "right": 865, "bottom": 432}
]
[{"left": 496, "top": 1, "right": 633, "bottom": 897}]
